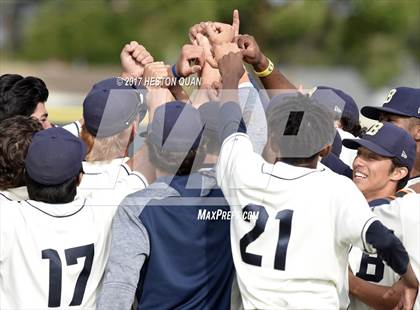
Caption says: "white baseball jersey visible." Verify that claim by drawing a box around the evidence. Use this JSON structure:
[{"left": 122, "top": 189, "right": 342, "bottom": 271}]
[
  {"left": 217, "top": 133, "right": 377, "bottom": 310},
  {"left": 407, "top": 176, "right": 420, "bottom": 187},
  {"left": 79, "top": 157, "right": 147, "bottom": 194},
  {"left": 0, "top": 159, "right": 146, "bottom": 204},
  {"left": 348, "top": 247, "right": 399, "bottom": 310},
  {"left": 0, "top": 195, "right": 119, "bottom": 309},
  {"left": 349, "top": 193, "right": 420, "bottom": 310},
  {"left": 0, "top": 186, "right": 28, "bottom": 202},
  {"left": 337, "top": 128, "right": 357, "bottom": 167},
  {"left": 62, "top": 120, "right": 82, "bottom": 137}
]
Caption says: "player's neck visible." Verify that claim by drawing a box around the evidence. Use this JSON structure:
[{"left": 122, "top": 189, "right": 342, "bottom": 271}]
[
  {"left": 203, "top": 154, "right": 218, "bottom": 165},
  {"left": 363, "top": 185, "right": 398, "bottom": 202},
  {"left": 410, "top": 157, "right": 420, "bottom": 179},
  {"left": 277, "top": 157, "right": 318, "bottom": 169},
  {"left": 156, "top": 169, "right": 172, "bottom": 179}
]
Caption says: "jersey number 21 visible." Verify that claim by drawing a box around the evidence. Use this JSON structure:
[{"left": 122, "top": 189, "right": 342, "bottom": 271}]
[{"left": 240, "top": 204, "right": 293, "bottom": 271}]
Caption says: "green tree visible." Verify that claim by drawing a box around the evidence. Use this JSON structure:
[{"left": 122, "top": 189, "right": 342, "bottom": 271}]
[{"left": 16, "top": 0, "right": 420, "bottom": 87}]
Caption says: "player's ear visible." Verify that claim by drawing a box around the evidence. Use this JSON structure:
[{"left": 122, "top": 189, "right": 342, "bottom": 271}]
[
  {"left": 389, "top": 166, "right": 408, "bottom": 182},
  {"left": 268, "top": 134, "right": 280, "bottom": 154},
  {"left": 262, "top": 142, "right": 276, "bottom": 164},
  {"left": 413, "top": 121, "right": 420, "bottom": 141},
  {"left": 319, "top": 144, "right": 332, "bottom": 158},
  {"left": 262, "top": 135, "right": 279, "bottom": 163},
  {"left": 127, "top": 120, "right": 138, "bottom": 146}
]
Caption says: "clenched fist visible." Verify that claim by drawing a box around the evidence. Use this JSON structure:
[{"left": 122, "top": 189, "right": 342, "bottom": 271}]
[
  {"left": 218, "top": 52, "right": 244, "bottom": 87},
  {"left": 121, "top": 41, "right": 154, "bottom": 78},
  {"left": 236, "top": 34, "right": 267, "bottom": 71}
]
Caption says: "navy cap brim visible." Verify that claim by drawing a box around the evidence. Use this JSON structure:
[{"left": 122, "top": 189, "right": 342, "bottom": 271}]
[
  {"left": 361, "top": 106, "right": 413, "bottom": 120},
  {"left": 342, "top": 138, "right": 394, "bottom": 158}
]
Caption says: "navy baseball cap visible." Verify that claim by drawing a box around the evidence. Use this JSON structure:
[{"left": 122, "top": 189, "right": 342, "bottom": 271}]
[
  {"left": 342, "top": 122, "right": 416, "bottom": 170},
  {"left": 83, "top": 78, "right": 147, "bottom": 138},
  {"left": 311, "top": 86, "right": 360, "bottom": 128},
  {"left": 331, "top": 131, "right": 342, "bottom": 157},
  {"left": 147, "top": 101, "right": 204, "bottom": 152},
  {"left": 361, "top": 87, "right": 420, "bottom": 120},
  {"left": 25, "top": 127, "right": 87, "bottom": 185}
]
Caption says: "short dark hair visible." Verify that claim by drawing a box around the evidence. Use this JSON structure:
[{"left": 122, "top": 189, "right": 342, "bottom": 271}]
[
  {"left": 25, "top": 172, "right": 79, "bottom": 204},
  {"left": 340, "top": 116, "right": 362, "bottom": 137},
  {"left": 146, "top": 138, "right": 205, "bottom": 176},
  {"left": 0, "top": 74, "right": 49, "bottom": 121},
  {"left": 0, "top": 116, "right": 43, "bottom": 190},
  {"left": 390, "top": 157, "right": 410, "bottom": 191},
  {"left": 267, "top": 94, "right": 335, "bottom": 164}
]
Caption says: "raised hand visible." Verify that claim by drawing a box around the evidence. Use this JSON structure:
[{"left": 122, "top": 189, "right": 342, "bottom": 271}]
[
  {"left": 195, "top": 33, "right": 218, "bottom": 68},
  {"left": 236, "top": 34, "right": 267, "bottom": 70},
  {"left": 213, "top": 42, "right": 241, "bottom": 64},
  {"left": 189, "top": 22, "right": 209, "bottom": 45},
  {"left": 217, "top": 51, "right": 244, "bottom": 88},
  {"left": 143, "top": 62, "right": 171, "bottom": 88},
  {"left": 175, "top": 44, "right": 205, "bottom": 77},
  {"left": 120, "top": 41, "right": 154, "bottom": 78},
  {"left": 189, "top": 9, "right": 240, "bottom": 44},
  {"left": 384, "top": 264, "right": 419, "bottom": 310}
]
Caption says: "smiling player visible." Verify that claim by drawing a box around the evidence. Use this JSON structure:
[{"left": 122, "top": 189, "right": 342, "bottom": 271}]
[
  {"left": 342, "top": 122, "right": 418, "bottom": 309},
  {"left": 215, "top": 50, "right": 418, "bottom": 310}
]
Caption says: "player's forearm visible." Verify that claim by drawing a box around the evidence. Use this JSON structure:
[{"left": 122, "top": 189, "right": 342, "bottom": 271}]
[
  {"left": 218, "top": 102, "right": 247, "bottom": 143},
  {"left": 146, "top": 88, "right": 174, "bottom": 122},
  {"left": 168, "top": 83, "right": 189, "bottom": 102},
  {"left": 349, "top": 274, "right": 398, "bottom": 310},
  {"left": 252, "top": 56, "right": 296, "bottom": 98},
  {"left": 127, "top": 144, "right": 156, "bottom": 185}
]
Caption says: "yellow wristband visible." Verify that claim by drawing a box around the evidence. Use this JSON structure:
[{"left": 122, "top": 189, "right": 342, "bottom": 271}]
[{"left": 254, "top": 58, "right": 274, "bottom": 78}]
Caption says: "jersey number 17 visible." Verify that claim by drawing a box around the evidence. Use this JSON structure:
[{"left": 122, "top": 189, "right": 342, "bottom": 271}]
[{"left": 42, "top": 244, "right": 94, "bottom": 307}]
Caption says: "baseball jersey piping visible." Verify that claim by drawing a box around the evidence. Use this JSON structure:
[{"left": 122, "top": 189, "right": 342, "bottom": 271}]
[
  {"left": 23, "top": 199, "right": 87, "bottom": 218},
  {"left": 360, "top": 216, "right": 377, "bottom": 252},
  {"left": 74, "top": 121, "right": 80, "bottom": 136},
  {"left": 0, "top": 192, "right": 12, "bottom": 201},
  {"left": 260, "top": 163, "right": 326, "bottom": 180},
  {"left": 120, "top": 163, "right": 147, "bottom": 188}
]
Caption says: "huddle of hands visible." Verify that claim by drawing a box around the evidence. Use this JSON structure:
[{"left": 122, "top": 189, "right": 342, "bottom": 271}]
[{"left": 120, "top": 10, "right": 269, "bottom": 94}]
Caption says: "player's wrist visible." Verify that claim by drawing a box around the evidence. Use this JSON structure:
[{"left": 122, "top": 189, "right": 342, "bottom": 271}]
[
  {"left": 252, "top": 55, "right": 269, "bottom": 72},
  {"left": 402, "top": 265, "right": 419, "bottom": 289},
  {"left": 222, "top": 77, "right": 240, "bottom": 90},
  {"left": 121, "top": 72, "right": 135, "bottom": 79}
]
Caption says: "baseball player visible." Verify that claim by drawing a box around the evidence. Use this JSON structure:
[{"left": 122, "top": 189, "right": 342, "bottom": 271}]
[
  {"left": 347, "top": 193, "right": 420, "bottom": 310},
  {"left": 0, "top": 74, "right": 52, "bottom": 129},
  {"left": 77, "top": 77, "right": 149, "bottom": 197},
  {"left": 215, "top": 51, "right": 418, "bottom": 310},
  {"left": 372, "top": 193, "right": 420, "bottom": 309},
  {"left": 0, "top": 127, "right": 123, "bottom": 309},
  {"left": 97, "top": 101, "right": 234, "bottom": 310},
  {"left": 0, "top": 116, "right": 42, "bottom": 202},
  {"left": 0, "top": 73, "right": 83, "bottom": 136},
  {"left": 311, "top": 86, "right": 361, "bottom": 167},
  {"left": 339, "top": 122, "right": 418, "bottom": 309},
  {"left": 361, "top": 87, "right": 420, "bottom": 186}
]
